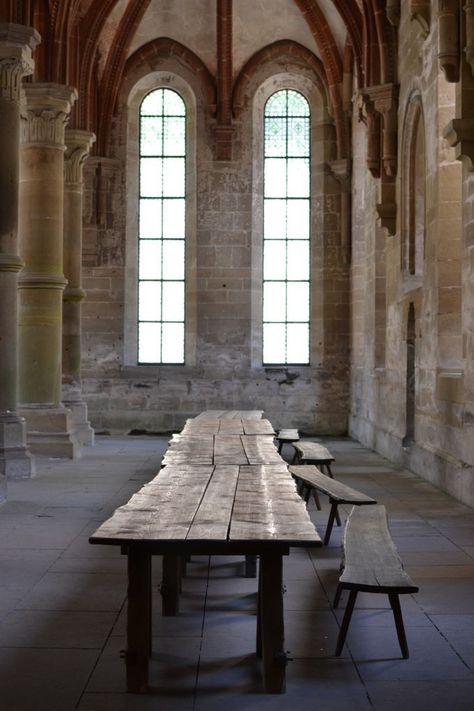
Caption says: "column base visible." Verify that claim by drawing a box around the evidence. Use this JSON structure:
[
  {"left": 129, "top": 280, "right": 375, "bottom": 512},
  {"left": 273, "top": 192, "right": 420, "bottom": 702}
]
[
  {"left": 62, "top": 400, "right": 95, "bottom": 447},
  {"left": 19, "top": 406, "right": 82, "bottom": 459},
  {"left": 0, "top": 412, "right": 35, "bottom": 481}
]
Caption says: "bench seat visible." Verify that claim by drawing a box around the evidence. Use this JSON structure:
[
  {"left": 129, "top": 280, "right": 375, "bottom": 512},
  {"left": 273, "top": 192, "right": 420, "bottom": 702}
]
[
  {"left": 275, "top": 428, "right": 299, "bottom": 454},
  {"left": 289, "top": 465, "right": 376, "bottom": 544},
  {"left": 333, "top": 505, "right": 419, "bottom": 658},
  {"left": 292, "top": 442, "right": 335, "bottom": 478}
]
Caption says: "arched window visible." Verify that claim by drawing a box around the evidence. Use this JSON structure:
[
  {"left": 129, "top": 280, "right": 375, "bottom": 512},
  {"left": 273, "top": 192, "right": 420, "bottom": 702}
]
[
  {"left": 262, "top": 89, "right": 310, "bottom": 365},
  {"left": 137, "top": 88, "right": 186, "bottom": 363}
]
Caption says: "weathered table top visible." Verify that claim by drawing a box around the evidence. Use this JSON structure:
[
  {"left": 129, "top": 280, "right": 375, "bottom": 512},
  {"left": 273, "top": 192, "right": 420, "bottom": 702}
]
[{"left": 90, "top": 462, "right": 320, "bottom": 549}]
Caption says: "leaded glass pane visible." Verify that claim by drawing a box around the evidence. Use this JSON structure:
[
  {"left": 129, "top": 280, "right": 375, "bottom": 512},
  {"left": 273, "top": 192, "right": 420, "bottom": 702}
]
[
  {"left": 162, "top": 240, "right": 185, "bottom": 280},
  {"left": 287, "top": 241, "right": 310, "bottom": 281},
  {"left": 163, "top": 89, "right": 185, "bottom": 115},
  {"left": 138, "top": 87, "right": 186, "bottom": 364},
  {"left": 264, "top": 240, "right": 286, "bottom": 280},
  {"left": 263, "top": 323, "right": 286, "bottom": 363},
  {"left": 163, "top": 158, "right": 185, "bottom": 196},
  {"left": 263, "top": 282, "right": 286, "bottom": 322},
  {"left": 138, "top": 322, "right": 161, "bottom": 363},
  {"left": 163, "top": 116, "right": 185, "bottom": 155},
  {"left": 162, "top": 322, "right": 185, "bottom": 362},
  {"left": 287, "top": 117, "right": 309, "bottom": 156},
  {"left": 287, "top": 90, "right": 310, "bottom": 116},
  {"left": 139, "top": 200, "right": 161, "bottom": 238},
  {"left": 139, "top": 281, "right": 161, "bottom": 321},
  {"left": 287, "top": 282, "right": 309, "bottom": 322},
  {"left": 287, "top": 158, "right": 310, "bottom": 197},
  {"left": 287, "top": 199, "right": 309, "bottom": 239},
  {"left": 263, "top": 89, "right": 310, "bottom": 365},
  {"left": 264, "top": 158, "right": 286, "bottom": 197},
  {"left": 140, "top": 158, "right": 162, "bottom": 197},
  {"left": 265, "top": 117, "right": 286, "bottom": 156},
  {"left": 286, "top": 323, "right": 309, "bottom": 363},
  {"left": 162, "top": 281, "right": 184, "bottom": 321},
  {"left": 141, "top": 90, "right": 163, "bottom": 116},
  {"left": 140, "top": 117, "right": 163, "bottom": 156},
  {"left": 139, "top": 240, "right": 162, "bottom": 280},
  {"left": 162, "top": 199, "right": 185, "bottom": 238},
  {"left": 264, "top": 200, "right": 286, "bottom": 239},
  {"left": 265, "top": 91, "right": 287, "bottom": 116}
]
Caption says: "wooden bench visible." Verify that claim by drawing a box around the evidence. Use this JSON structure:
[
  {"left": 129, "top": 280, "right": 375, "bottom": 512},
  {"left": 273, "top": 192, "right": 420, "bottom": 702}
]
[
  {"left": 275, "top": 428, "right": 299, "bottom": 455},
  {"left": 289, "top": 465, "right": 376, "bottom": 544},
  {"left": 292, "top": 441, "right": 335, "bottom": 478},
  {"left": 333, "top": 505, "right": 419, "bottom": 659}
]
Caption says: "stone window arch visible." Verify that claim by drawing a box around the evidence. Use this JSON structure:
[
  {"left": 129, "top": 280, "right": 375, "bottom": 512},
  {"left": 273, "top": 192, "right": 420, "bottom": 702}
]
[
  {"left": 401, "top": 92, "right": 425, "bottom": 279},
  {"left": 123, "top": 72, "right": 197, "bottom": 367}
]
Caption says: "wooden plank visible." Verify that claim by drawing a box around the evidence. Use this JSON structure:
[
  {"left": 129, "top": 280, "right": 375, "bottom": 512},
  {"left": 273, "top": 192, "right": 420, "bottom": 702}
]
[
  {"left": 187, "top": 465, "right": 239, "bottom": 540},
  {"left": 243, "top": 419, "right": 275, "bottom": 436},
  {"left": 241, "top": 435, "right": 281, "bottom": 464},
  {"left": 293, "top": 442, "right": 334, "bottom": 462},
  {"left": 289, "top": 465, "right": 376, "bottom": 504},
  {"left": 340, "top": 506, "right": 418, "bottom": 593},
  {"left": 229, "top": 465, "right": 321, "bottom": 544},
  {"left": 214, "top": 434, "right": 248, "bottom": 464},
  {"left": 90, "top": 465, "right": 214, "bottom": 542}
]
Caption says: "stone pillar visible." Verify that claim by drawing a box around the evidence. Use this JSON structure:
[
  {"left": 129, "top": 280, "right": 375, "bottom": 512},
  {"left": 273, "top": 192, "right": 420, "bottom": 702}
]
[
  {"left": 62, "top": 129, "right": 96, "bottom": 446},
  {"left": 18, "top": 83, "right": 80, "bottom": 458},
  {"left": 0, "top": 24, "right": 40, "bottom": 489}
]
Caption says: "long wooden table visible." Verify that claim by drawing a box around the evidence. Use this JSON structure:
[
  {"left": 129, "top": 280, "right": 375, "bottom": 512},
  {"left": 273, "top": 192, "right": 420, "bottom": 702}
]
[{"left": 89, "top": 416, "right": 321, "bottom": 694}]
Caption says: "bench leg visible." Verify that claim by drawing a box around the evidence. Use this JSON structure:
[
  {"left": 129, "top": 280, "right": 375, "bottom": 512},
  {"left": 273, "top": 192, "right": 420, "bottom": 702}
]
[
  {"left": 333, "top": 582, "right": 343, "bottom": 609},
  {"left": 161, "top": 554, "right": 181, "bottom": 616},
  {"left": 126, "top": 547, "right": 151, "bottom": 693},
  {"left": 311, "top": 488, "right": 322, "bottom": 510},
  {"left": 335, "top": 589, "right": 358, "bottom": 656},
  {"left": 389, "top": 593, "right": 410, "bottom": 659},
  {"left": 325, "top": 464, "right": 334, "bottom": 479},
  {"left": 324, "top": 502, "right": 339, "bottom": 545},
  {"left": 259, "top": 552, "right": 286, "bottom": 693}
]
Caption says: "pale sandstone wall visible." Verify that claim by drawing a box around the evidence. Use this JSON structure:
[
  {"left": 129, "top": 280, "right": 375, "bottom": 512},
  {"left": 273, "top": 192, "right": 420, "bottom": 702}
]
[
  {"left": 80, "top": 49, "right": 349, "bottom": 436},
  {"left": 350, "top": 4, "right": 474, "bottom": 507}
]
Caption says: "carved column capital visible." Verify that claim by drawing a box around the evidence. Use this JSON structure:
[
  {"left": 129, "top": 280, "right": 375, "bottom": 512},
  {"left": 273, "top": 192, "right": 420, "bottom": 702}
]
[
  {"left": 64, "top": 129, "right": 96, "bottom": 185},
  {"left": 0, "top": 23, "right": 40, "bottom": 102},
  {"left": 22, "top": 83, "right": 78, "bottom": 147},
  {"left": 328, "top": 158, "right": 352, "bottom": 190},
  {"left": 444, "top": 117, "right": 474, "bottom": 171},
  {"left": 365, "top": 84, "right": 399, "bottom": 178}
]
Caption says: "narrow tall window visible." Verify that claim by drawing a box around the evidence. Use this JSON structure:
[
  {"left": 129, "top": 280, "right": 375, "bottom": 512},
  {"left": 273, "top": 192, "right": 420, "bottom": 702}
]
[
  {"left": 138, "top": 88, "right": 186, "bottom": 363},
  {"left": 263, "top": 89, "right": 310, "bottom": 365}
]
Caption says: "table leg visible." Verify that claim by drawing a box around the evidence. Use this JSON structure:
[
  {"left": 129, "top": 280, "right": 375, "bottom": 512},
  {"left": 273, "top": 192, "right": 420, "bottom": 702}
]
[
  {"left": 245, "top": 554, "right": 257, "bottom": 578},
  {"left": 126, "top": 547, "right": 151, "bottom": 693},
  {"left": 161, "top": 554, "right": 181, "bottom": 616},
  {"left": 259, "top": 552, "right": 286, "bottom": 693}
]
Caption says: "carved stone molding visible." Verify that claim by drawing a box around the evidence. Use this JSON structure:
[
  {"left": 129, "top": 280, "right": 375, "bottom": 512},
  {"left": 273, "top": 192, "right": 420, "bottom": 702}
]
[
  {"left": 329, "top": 158, "right": 351, "bottom": 190},
  {"left": 386, "top": 0, "right": 401, "bottom": 26},
  {"left": 0, "top": 254, "right": 24, "bottom": 272},
  {"left": 22, "top": 84, "right": 77, "bottom": 147},
  {"left": 64, "top": 129, "right": 96, "bottom": 185},
  {"left": 376, "top": 197, "right": 397, "bottom": 235},
  {"left": 0, "top": 24, "right": 40, "bottom": 102},
  {"left": 410, "top": 1, "right": 431, "bottom": 37},
  {"left": 364, "top": 101, "right": 381, "bottom": 178},
  {"left": 465, "top": 0, "right": 474, "bottom": 75},
  {"left": 438, "top": 0, "right": 460, "bottom": 82},
  {"left": 63, "top": 286, "right": 86, "bottom": 302},
  {"left": 18, "top": 273, "right": 68, "bottom": 289},
  {"left": 444, "top": 118, "right": 474, "bottom": 171},
  {"left": 365, "top": 83, "right": 399, "bottom": 178}
]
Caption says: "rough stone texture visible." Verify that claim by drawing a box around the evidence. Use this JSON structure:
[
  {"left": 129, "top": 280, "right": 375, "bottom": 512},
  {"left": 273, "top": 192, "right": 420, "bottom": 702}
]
[
  {"left": 349, "top": 5, "right": 474, "bottom": 508},
  {"left": 81, "top": 48, "right": 349, "bottom": 437}
]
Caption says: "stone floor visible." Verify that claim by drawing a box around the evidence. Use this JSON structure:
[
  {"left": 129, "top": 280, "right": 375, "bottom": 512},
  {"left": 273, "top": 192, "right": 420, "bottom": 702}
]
[{"left": 1, "top": 435, "right": 474, "bottom": 711}]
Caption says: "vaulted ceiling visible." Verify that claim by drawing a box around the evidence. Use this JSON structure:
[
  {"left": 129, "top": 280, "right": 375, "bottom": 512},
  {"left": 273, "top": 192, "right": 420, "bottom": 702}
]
[{"left": 1, "top": 1, "right": 398, "bottom": 157}]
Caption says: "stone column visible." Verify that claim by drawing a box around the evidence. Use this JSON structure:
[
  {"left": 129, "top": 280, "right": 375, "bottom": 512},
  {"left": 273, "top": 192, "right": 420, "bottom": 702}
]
[
  {"left": 0, "top": 24, "right": 40, "bottom": 490},
  {"left": 62, "top": 129, "right": 95, "bottom": 446},
  {"left": 18, "top": 83, "right": 80, "bottom": 458}
]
